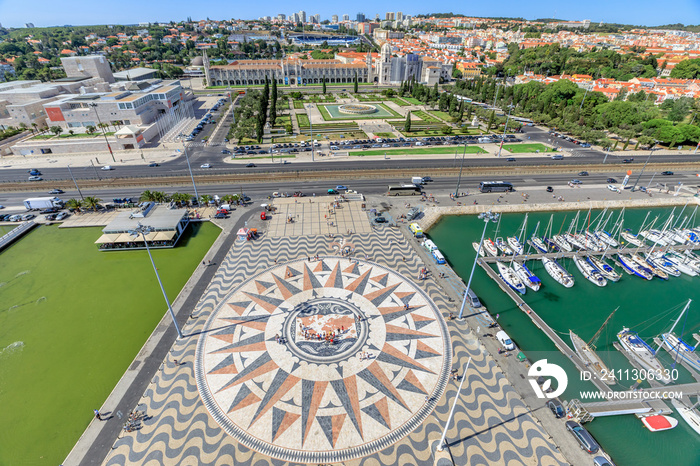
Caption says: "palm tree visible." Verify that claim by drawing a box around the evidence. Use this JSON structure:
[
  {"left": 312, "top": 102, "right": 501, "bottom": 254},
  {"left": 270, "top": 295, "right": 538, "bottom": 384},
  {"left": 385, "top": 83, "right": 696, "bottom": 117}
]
[
  {"left": 170, "top": 192, "right": 190, "bottom": 207},
  {"left": 152, "top": 191, "right": 168, "bottom": 203},
  {"left": 65, "top": 198, "right": 82, "bottom": 212},
  {"left": 83, "top": 196, "right": 102, "bottom": 211},
  {"left": 139, "top": 190, "right": 157, "bottom": 202},
  {"left": 31, "top": 123, "right": 38, "bottom": 134},
  {"left": 200, "top": 194, "right": 213, "bottom": 206}
]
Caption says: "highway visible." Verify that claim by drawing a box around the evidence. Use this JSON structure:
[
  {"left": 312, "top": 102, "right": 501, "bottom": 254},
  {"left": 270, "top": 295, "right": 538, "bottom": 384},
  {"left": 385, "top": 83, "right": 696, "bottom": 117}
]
[{"left": 1, "top": 171, "right": 698, "bottom": 212}]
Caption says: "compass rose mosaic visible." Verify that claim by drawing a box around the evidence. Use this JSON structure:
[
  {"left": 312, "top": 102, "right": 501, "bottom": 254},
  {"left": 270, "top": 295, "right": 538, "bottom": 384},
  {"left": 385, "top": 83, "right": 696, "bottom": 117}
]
[{"left": 195, "top": 257, "right": 451, "bottom": 463}]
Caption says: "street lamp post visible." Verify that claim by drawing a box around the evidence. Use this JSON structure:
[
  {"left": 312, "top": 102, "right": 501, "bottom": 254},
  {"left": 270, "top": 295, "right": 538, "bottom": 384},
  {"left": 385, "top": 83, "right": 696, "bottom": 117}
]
[
  {"left": 179, "top": 136, "right": 199, "bottom": 202},
  {"left": 458, "top": 211, "right": 499, "bottom": 319},
  {"left": 454, "top": 143, "right": 467, "bottom": 198},
  {"left": 496, "top": 105, "right": 514, "bottom": 158},
  {"left": 88, "top": 102, "right": 116, "bottom": 162},
  {"left": 631, "top": 142, "right": 659, "bottom": 192},
  {"left": 437, "top": 356, "right": 472, "bottom": 452},
  {"left": 66, "top": 164, "right": 84, "bottom": 200},
  {"left": 128, "top": 224, "right": 183, "bottom": 339},
  {"left": 579, "top": 87, "right": 589, "bottom": 110}
]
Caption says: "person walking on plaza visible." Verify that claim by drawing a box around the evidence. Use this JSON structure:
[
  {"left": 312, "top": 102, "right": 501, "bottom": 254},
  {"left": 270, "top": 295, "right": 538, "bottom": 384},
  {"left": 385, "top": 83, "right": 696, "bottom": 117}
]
[{"left": 94, "top": 409, "right": 102, "bottom": 421}]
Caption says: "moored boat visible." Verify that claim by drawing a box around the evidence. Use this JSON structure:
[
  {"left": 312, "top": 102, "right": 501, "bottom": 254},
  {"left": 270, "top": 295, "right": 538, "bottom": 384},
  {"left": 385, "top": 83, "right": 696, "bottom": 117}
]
[
  {"left": 641, "top": 415, "right": 678, "bottom": 432},
  {"left": 587, "top": 256, "right": 621, "bottom": 282},
  {"left": 528, "top": 237, "right": 548, "bottom": 253},
  {"left": 483, "top": 238, "right": 498, "bottom": 257},
  {"left": 573, "top": 254, "right": 607, "bottom": 287},
  {"left": 512, "top": 261, "right": 541, "bottom": 291},
  {"left": 472, "top": 242, "right": 485, "bottom": 257},
  {"left": 660, "top": 300, "right": 700, "bottom": 372},
  {"left": 617, "top": 254, "right": 654, "bottom": 280},
  {"left": 671, "top": 397, "right": 700, "bottom": 436},
  {"left": 541, "top": 256, "right": 574, "bottom": 288},
  {"left": 645, "top": 253, "right": 681, "bottom": 277},
  {"left": 506, "top": 236, "right": 524, "bottom": 255},
  {"left": 631, "top": 253, "right": 668, "bottom": 280},
  {"left": 496, "top": 261, "right": 526, "bottom": 294},
  {"left": 570, "top": 330, "right": 616, "bottom": 385},
  {"left": 616, "top": 328, "right": 672, "bottom": 384},
  {"left": 620, "top": 229, "right": 645, "bottom": 247},
  {"left": 595, "top": 230, "right": 619, "bottom": 248},
  {"left": 495, "top": 237, "right": 514, "bottom": 255}
]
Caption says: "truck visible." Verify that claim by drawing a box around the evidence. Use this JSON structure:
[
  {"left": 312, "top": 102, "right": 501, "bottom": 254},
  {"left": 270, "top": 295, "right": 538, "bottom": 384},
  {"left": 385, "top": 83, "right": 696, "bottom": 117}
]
[
  {"left": 412, "top": 176, "right": 424, "bottom": 186},
  {"left": 24, "top": 197, "right": 64, "bottom": 210}
]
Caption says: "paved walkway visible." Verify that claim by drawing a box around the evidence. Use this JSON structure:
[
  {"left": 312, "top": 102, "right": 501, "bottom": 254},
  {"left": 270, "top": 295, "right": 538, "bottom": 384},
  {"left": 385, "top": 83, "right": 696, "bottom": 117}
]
[
  {"left": 266, "top": 196, "right": 372, "bottom": 237},
  {"left": 100, "top": 229, "right": 567, "bottom": 466}
]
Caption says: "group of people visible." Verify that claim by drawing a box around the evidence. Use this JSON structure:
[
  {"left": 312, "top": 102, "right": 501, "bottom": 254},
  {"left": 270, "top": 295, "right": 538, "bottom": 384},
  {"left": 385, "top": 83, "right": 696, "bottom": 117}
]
[
  {"left": 299, "top": 323, "right": 346, "bottom": 345},
  {"left": 358, "top": 351, "right": 373, "bottom": 361},
  {"left": 418, "top": 267, "right": 430, "bottom": 280}
]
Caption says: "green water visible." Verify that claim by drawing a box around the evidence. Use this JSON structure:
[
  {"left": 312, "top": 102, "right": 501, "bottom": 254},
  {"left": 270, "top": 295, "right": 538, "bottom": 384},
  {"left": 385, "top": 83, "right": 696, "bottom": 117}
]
[
  {"left": 0, "top": 223, "right": 219, "bottom": 466},
  {"left": 429, "top": 208, "right": 700, "bottom": 466}
]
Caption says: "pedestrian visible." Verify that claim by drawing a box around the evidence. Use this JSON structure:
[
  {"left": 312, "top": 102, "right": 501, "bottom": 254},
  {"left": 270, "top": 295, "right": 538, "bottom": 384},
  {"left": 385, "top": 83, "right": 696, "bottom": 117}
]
[
  {"left": 94, "top": 409, "right": 102, "bottom": 421},
  {"left": 208, "top": 260, "right": 211, "bottom": 265},
  {"left": 202, "top": 260, "right": 205, "bottom": 265}
]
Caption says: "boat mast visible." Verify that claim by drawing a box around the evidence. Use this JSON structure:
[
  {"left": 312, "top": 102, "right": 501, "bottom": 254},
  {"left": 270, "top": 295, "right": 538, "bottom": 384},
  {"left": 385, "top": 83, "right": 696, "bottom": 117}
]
[
  {"left": 667, "top": 299, "right": 692, "bottom": 336},
  {"left": 588, "top": 307, "right": 619, "bottom": 349}
]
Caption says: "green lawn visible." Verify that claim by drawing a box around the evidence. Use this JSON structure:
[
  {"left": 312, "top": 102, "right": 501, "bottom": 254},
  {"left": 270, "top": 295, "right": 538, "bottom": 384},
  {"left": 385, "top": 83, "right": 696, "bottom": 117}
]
[
  {"left": 404, "top": 97, "right": 422, "bottom": 105},
  {"left": 318, "top": 103, "right": 401, "bottom": 121},
  {"left": 349, "top": 146, "right": 487, "bottom": 156},
  {"left": 400, "top": 127, "right": 482, "bottom": 138},
  {"left": 233, "top": 154, "right": 296, "bottom": 159},
  {"left": 389, "top": 97, "right": 410, "bottom": 106},
  {"left": 373, "top": 132, "right": 395, "bottom": 138},
  {"left": 503, "top": 143, "right": 554, "bottom": 153},
  {"left": 428, "top": 110, "right": 456, "bottom": 123},
  {"left": 0, "top": 223, "right": 218, "bottom": 466},
  {"left": 31, "top": 132, "right": 116, "bottom": 140},
  {"left": 296, "top": 113, "right": 310, "bottom": 127},
  {"left": 293, "top": 101, "right": 306, "bottom": 109}
]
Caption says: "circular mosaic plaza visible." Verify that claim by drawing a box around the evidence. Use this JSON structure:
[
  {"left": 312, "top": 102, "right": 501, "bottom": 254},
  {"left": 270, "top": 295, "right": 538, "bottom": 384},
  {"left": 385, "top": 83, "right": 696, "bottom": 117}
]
[
  {"left": 195, "top": 257, "right": 451, "bottom": 463},
  {"left": 338, "top": 103, "right": 378, "bottom": 114}
]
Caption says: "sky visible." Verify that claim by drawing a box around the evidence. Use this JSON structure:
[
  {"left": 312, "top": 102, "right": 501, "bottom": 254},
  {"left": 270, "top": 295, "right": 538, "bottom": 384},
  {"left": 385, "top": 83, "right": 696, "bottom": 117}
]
[{"left": 1, "top": 0, "right": 699, "bottom": 29}]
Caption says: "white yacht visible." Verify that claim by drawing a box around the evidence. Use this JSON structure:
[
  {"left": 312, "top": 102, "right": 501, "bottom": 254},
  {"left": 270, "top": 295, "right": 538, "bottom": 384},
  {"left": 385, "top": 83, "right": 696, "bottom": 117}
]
[
  {"left": 617, "top": 328, "right": 672, "bottom": 384},
  {"left": 573, "top": 255, "right": 607, "bottom": 287},
  {"left": 541, "top": 256, "right": 574, "bottom": 288}
]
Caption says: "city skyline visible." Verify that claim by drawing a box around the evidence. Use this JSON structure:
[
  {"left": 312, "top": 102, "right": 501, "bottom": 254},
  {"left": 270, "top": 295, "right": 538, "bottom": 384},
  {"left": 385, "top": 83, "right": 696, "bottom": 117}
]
[{"left": 1, "top": 0, "right": 699, "bottom": 29}]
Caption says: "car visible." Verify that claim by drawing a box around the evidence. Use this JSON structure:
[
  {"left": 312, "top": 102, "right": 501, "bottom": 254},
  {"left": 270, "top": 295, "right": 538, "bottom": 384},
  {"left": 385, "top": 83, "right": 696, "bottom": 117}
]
[
  {"left": 606, "top": 178, "right": 617, "bottom": 183},
  {"left": 21, "top": 214, "right": 35, "bottom": 221},
  {"left": 246, "top": 163, "right": 256, "bottom": 168},
  {"left": 221, "top": 149, "right": 231, "bottom": 154},
  {"left": 546, "top": 398, "right": 565, "bottom": 418},
  {"left": 336, "top": 185, "right": 348, "bottom": 191},
  {"left": 45, "top": 213, "right": 57, "bottom": 221},
  {"left": 578, "top": 171, "right": 589, "bottom": 176},
  {"left": 213, "top": 212, "right": 227, "bottom": 219},
  {"left": 496, "top": 330, "right": 516, "bottom": 351},
  {"left": 55, "top": 212, "right": 69, "bottom": 220},
  {"left": 374, "top": 216, "right": 387, "bottom": 223},
  {"left": 28, "top": 169, "right": 41, "bottom": 175},
  {"left": 0, "top": 206, "right": 4, "bottom": 210},
  {"left": 506, "top": 157, "right": 516, "bottom": 162},
  {"left": 546, "top": 186, "right": 553, "bottom": 193},
  {"left": 571, "top": 179, "right": 582, "bottom": 185},
  {"left": 593, "top": 456, "right": 615, "bottom": 466},
  {"left": 293, "top": 191, "right": 304, "bottom": 197},
  {"left": 327, "top": 189, "right": 338, "bottom": 195},
  {"left": 48, "top": 189, "right": 64, "bottom": 194},
  {"left": 9, "top": 214, "right": 23, "bottom": 221},
  {"left": 622, "top": 158, "right": 634, "bottom": 163},
  {"left": 565, "top": 420, "right": 600, "bottom": 454},
  {"left": 200, "top": 163, "right": 212, "bottom": 168},
  {"left": 101, "top": 165, "right": 113, "bottom": 170},
  {"left": 41, "top": 207, "right": 59, "bottom": 214},
  {"left": 28, "top": 176, "right": 43, "bottom": 181},
  {"left": 421, "top": 176, "right": 433, "bottom": 183},
  {"left": 148, "top": 162, "right": 160, "bottom": 167},
  {"left": 406, "top": 207, "right": 420, "bottom": 221},
  {"left": 661, "top": 171, "right": 674, "bottom": 176}
]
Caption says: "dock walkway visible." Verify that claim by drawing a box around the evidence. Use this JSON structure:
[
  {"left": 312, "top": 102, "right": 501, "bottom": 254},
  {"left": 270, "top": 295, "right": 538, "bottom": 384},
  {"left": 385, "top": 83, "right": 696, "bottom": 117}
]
[
  {"left": 477, "top": 257, "right": 610, "bottom": 393},
  {"left": 0, "top": 221, "right": 36, "bottom": 251},
  {"left": 480, "top": 243, "right": 700, "bottom": 263}
]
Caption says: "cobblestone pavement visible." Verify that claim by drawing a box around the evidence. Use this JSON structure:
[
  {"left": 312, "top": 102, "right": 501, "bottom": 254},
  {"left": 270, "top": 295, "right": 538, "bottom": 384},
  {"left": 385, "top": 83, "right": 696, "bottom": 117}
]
[{"left": 103, "top": 229, "right": 567, "bottom": 466}]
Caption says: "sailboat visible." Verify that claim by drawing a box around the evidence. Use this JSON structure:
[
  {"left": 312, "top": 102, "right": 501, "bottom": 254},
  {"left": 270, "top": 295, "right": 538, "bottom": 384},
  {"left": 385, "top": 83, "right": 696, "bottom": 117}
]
[
  {"left": 570, "top": 308, "right": 618, "bottom": 385},
  {"left": 671, "top": 397, "right": 700, "bottom": 436},
  {"left": 617, "top": 327, "right": 672, "bottom": 384},
  {"left": 587, "top": 255, "right": 621, "bottom": 282},
  {"left": 496, "top": 260, "right": 526, "bottom": 294},
  {"left": 472, "top": 242, "right": 485, "bottom": 257},
  {"left": 620, "top": 229, "right": 646, "bottom": 247},
  {"left": 660, "top": 299, "right": 700, "bottom": 372},
  {"left": 507, "top": 214, "right": 527, "bottom": 255},
  {"left": 573, "top": 254, "right": 607, "bottom": 287},
  {"left": 667, "top": 249, "right": 700, "bottom": 275},
  {"left": 512, "top": 260, "right": 541, "bottom": 291},
  {"left": 617, "top": 254, "right": 654, "bottom": 280},
  {"left": 482, "top": 238, "right": 499, "bottom": 257},
  {"left": 493, "top": 215, "right": 513, "bottom": 255},
  {"left": 527, "top": 221, "right": 548, "bottom": 253},
  {"left": 541, "top": 256, "right": 575, "bottom": 288},
  {"left": 595, "top": 209, "right": 620, "bottom": 248}
]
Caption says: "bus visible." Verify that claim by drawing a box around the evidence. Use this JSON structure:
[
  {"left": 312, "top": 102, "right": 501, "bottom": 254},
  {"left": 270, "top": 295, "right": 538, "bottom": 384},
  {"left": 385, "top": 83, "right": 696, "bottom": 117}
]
[
  {"left": 479, "top": 181, "right": 514, "bottom": 193},
  {"left": 387, "top": 185, "right": 421, "bottom": 196}
]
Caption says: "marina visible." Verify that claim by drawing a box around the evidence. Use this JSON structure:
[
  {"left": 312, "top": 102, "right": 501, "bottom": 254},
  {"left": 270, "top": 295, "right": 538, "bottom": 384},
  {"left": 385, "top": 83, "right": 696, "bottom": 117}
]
[{"left": 430, "top": 207, "right": 700, "bottom": 466}]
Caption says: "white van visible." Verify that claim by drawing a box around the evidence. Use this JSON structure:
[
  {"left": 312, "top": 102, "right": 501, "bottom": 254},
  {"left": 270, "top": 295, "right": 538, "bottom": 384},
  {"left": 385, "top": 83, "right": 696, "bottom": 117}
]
[
  {"left": 478, "top": 137, "right": 492, "bottom": 144},
  {"left": 412, "top": 176, "right": 424, "bottom": 185},
  {"left": 496, "top": 330, "right": 515, "bottom": 351},
  {"left": 423, "top": 239, "right": 438, "bottom": 252},
  {"left": 432, "top": 249, "right": 446, "bottom": 264},
  {"left": 330, "top": 145, "right": 339, "bottom": 151}
]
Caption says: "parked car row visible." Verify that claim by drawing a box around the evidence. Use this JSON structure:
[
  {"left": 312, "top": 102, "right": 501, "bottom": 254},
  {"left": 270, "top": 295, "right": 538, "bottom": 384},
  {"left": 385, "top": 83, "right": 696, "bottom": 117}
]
[
  {"left": 0, "top": 211, "right": 70, "bottom": 222},
  {"left": 185, "top": 98, "right": 227, "bottom": 142}
]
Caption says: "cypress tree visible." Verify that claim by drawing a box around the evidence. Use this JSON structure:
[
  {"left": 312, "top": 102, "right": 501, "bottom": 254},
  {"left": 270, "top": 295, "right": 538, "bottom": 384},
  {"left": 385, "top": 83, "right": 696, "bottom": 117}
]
[
  {"left": 404, "top": 111, "right": 411, "bottom": 133},
  {"left": 354, "top": 73, "right": 358, "bottom": 93}
]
